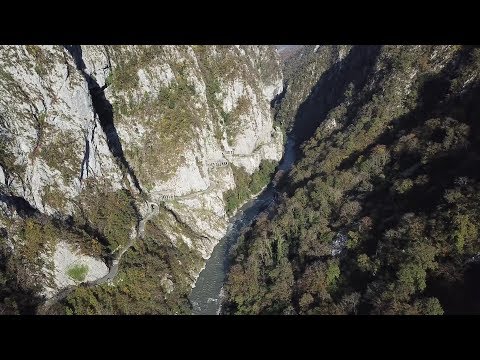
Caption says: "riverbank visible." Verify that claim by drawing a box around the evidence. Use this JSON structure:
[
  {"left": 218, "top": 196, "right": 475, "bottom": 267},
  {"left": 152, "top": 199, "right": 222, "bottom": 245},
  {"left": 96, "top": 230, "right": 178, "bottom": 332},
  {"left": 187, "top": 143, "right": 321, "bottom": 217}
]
[{"left": 188, "top": 136, "right": 296, "bottom": 315}]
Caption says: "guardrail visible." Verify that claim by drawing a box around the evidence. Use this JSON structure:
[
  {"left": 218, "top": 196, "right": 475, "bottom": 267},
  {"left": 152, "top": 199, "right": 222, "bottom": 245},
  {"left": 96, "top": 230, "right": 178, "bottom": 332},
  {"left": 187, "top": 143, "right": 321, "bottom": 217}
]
[
  {"left": 158, "top": 193, "right": 175, "bottom": 201},
  {"left": 208, "top": 160, "right": 229, "bottom": 168}
]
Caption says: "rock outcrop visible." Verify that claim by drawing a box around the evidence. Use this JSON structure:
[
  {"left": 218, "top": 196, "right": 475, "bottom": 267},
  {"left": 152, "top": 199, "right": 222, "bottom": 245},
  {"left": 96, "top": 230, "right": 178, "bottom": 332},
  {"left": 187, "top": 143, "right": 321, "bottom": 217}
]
[
  {"left": 42, "top": 241, "right": 109, "bottom": 298},
  {"left": 0, "top": 45, "right": 283, "bottom": 311}
]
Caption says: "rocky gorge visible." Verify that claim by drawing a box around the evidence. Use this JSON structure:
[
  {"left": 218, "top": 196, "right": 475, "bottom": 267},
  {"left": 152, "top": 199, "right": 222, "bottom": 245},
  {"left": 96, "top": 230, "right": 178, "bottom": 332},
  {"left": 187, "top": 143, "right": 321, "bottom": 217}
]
[{"left": 0, "top": 45, "right": 284, "bottom": 314}]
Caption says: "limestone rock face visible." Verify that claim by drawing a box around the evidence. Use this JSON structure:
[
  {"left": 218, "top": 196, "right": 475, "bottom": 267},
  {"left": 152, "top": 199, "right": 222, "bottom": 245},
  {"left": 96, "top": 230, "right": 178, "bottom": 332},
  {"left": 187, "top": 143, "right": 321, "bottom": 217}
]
[
  {"left": 0, "top": 45, "right": 123, "bottom": 217},
  {"left": 77, "top": 45, "right": 284, "bottom": 259},
  {"left": 42, "top": 241, "right": 109, "bottom": 298},
  {"left": 0, "top": 45, "right": 284, "bottom": 302}
]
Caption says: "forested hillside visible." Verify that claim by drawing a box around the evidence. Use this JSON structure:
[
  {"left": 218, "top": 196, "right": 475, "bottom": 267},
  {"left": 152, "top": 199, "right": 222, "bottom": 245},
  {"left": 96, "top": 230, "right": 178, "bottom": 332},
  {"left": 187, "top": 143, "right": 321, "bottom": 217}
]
[{"left": 223, "top": 45, "right": 480, "bottom": 315}]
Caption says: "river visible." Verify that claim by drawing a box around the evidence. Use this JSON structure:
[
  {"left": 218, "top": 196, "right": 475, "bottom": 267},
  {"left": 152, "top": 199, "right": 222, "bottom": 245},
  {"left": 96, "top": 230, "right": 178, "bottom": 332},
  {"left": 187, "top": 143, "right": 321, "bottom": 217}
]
[{"left": 189, "top": 135, "right": 297, "bottom": 315}]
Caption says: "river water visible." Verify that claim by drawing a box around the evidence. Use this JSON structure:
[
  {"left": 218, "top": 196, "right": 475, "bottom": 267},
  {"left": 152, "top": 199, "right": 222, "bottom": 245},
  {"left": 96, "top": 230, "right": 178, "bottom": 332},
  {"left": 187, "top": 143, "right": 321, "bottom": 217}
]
[{"left": 189, "top": 136, "right": 297, "bottom": 315}]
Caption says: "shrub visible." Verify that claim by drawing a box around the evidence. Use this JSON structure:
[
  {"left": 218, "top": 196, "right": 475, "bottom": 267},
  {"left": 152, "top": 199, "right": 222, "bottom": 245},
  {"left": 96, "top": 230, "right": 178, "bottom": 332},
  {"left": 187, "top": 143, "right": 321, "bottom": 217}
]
[{"left": 224, "top": 160, "right": 277, "bottom": 216}]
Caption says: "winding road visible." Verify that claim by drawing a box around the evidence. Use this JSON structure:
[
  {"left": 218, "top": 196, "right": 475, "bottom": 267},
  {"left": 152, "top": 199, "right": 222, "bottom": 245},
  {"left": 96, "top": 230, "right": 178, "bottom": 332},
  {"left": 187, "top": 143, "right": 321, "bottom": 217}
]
[
  {"left": 36, "top": 138, "right": 284, "bottom": 314},
  {"left": 38, "top": 159, "right": 226, "bottom": 314},
  {"left": 36, "top": 202, "right": 159, "bottom": 314},
  {"left": 150, "top": 167, "right": 225, "bottom": 202},
  {"left": 89, "top": 203, "right": 159, "bottom": 285},
  {"left": 151, "top": 144, "right": 273, "bottom": 203}
]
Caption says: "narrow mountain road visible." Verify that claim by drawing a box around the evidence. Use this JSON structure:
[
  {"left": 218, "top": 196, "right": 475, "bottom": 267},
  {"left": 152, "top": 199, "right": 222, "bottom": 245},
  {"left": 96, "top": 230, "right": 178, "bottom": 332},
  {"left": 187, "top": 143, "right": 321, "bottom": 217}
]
[
  {"left": 153, "top": 145, "right": 271, "bottom": 203},
  {"left": 37, "top": 142, "right": 279, "bottom": 314},
  {"left": 151, "top": 172, "right": 223, "bottom": 202},
  {"left": 89, "top": 203, "right": 159, "bottom": 285},
  {"left": 189, "top": 136, "right": 296, "bottom": 315},
  {"left": 228, "top": 142, "right": 271, "bottom": 159},
  {"left": 36, "top": 202, "right": 159, "bottom": 314}
]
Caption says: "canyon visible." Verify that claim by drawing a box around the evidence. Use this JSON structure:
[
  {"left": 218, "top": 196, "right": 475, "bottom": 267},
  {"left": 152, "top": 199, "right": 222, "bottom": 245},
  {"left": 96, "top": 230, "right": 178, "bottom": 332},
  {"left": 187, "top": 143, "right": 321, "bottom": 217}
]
[
  {"left": 2, "top": 45, "right": 480, "bottom": 315},
  {"left": 0, "top": 45, "right": 284, "bottom": 314}
]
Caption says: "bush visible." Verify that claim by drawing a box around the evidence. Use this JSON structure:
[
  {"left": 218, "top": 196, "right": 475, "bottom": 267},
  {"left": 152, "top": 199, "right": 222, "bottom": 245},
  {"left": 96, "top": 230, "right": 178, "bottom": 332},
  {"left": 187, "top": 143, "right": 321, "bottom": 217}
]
[
  {"left": 74, "top": 186, "right": 138, "bottom": 252},
  {"left": 224, "top": 160, "right": 277, "bottom": 216}
]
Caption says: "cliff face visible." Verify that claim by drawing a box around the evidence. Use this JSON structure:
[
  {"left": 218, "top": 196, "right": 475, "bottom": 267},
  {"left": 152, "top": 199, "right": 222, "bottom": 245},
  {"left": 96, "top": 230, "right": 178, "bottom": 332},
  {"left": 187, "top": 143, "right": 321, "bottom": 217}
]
[
  {"left": 0, "top": 45, "right": 283, "bottom": 313},
  {"left": 274, "top": 45, "right": 352, "bottom": 135},
  {"left": 0, "top": 45, "right": 122, "bottom": 215}
]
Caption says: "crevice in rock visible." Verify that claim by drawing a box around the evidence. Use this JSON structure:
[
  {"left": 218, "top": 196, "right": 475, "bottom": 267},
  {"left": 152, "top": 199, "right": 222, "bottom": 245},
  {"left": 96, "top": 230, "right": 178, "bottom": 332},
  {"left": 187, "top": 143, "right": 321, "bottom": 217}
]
[
  {"left": 271, "top": 82, "right": 287, "bottom": 110},
  {"left": 63, "top": 45, "right": 143, "bottom": 193},
  {"left": 80, "top": 119, "right": 98, "bottom": 180},
  {"left": 0, "top": 193, "right": 39, "bottom": 218},
  {"left": 79, "top": 133, "right": 90, "bottom": 181},
  {"left": 63, "top": 51, "right": 71, "bottom": 80},
  {"left": 30, "top": 112, "right": 44, "bottom": 159},
  {"left": 163, "top": 206, "right": 209, "bottom": 242},
  {"left": 103, "top": 46, "right": 112, "bottom": 71},
  {"left": 164, "top": 206, "right": 186, "bottom": 228}
]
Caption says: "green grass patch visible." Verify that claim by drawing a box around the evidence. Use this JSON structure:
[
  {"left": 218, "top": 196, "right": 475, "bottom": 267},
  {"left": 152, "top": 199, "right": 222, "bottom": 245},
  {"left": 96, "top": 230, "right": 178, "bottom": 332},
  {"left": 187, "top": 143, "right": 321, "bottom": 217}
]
[{"left": 67, "top": 264, "right": 89, "bottom": 282}]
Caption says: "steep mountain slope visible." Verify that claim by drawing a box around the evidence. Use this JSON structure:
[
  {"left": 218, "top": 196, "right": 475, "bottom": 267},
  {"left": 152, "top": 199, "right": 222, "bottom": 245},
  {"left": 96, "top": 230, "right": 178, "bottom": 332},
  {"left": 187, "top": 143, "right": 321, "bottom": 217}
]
[
  {"left": 273, "top": 45, "right": 352, "bottom": 135},
  {"left": 276, "top": 45, "right": 304, "bottom": 63},
  {"left": 0, "top": 45, "right": 283, "bottom": 314},
  {"left": 223, "top": 45, "right": 480, "bottom": 315}
]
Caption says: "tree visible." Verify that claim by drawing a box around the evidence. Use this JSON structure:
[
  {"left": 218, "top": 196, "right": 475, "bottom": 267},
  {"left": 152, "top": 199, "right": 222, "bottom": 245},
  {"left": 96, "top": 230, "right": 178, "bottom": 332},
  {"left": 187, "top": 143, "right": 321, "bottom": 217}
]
[
  {"left": 357, "top": 254, "right": 371, "bottom": 272},
  {"left": 452, "top": 214, "right": 478, "bottom": 253},
  {"left": 339, "top": 200, "right": 361, "bottom": 223},
  {"left": 415, "top": 297, "right": 444, "bottom": 315}
]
